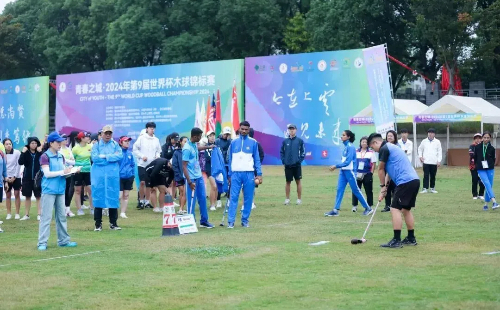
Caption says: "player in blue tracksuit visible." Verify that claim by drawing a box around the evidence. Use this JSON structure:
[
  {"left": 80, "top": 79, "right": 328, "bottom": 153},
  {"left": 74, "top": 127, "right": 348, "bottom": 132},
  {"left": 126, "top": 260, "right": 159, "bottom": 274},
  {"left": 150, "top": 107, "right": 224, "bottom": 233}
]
[
  {"left": 324, "top": 130, "right": 373, "bottom": 217},
  {"left": 227, "top": 121, "right": 263, "bottom": 228}
]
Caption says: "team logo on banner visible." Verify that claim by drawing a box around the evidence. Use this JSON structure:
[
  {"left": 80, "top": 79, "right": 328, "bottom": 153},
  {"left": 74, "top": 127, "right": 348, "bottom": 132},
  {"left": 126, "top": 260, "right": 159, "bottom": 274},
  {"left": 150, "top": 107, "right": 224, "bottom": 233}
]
[
  {"left": 59, "top": 82, "right": 67, "bottom": 93},
  {"left": 279, "top": 63, "right": 288, "bottom": 74},
  {"left": 318, "top": 60, "right": 327, "bottom": 72},
  {"left": 15, "top": 85, "right": 20, "bottom": 94},
  {"left": 321, "top": 150, "right": 329, "bottom": 159},
  {"left": 354, "top": 58, "right": 364, "bottom": 69}
]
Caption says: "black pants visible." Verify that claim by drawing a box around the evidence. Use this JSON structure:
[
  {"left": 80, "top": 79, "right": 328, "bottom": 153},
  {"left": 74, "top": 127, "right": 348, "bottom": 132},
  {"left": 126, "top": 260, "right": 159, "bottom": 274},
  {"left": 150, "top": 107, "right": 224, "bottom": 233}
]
[
  {"left": 352, "top": 173, "right": 373, "bottom": 207},
  {"left": 385, "top": 180, "right": 396, "bottom": 207},
  {"left": 470, "top": 169, "right": 485, "bottom": 197},
  {"left": 94, "top": 208, "right": 118, "bottom": 226},
  {"left": 423, "top": 164, "right": 437, "bottom": 189},
  {"left": 64, "top": 176, "right": 75, "bottom": 207}
]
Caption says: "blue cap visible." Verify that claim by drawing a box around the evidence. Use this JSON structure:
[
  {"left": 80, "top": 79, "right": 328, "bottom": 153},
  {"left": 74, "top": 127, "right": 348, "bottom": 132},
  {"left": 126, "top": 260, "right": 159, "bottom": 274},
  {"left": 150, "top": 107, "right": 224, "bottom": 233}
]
[{"left": 47, "top": 131, "right": 66, "bottom": 143}]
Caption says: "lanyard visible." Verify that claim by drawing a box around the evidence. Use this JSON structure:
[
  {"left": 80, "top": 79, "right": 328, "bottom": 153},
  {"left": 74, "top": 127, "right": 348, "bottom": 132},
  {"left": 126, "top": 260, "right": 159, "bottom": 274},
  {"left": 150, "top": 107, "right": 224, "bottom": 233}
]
[
  {"left": 483, "top": 143, "right": 488, "bottom": 159},
  {"left": 359, "top": 149, "right": 368, "bottom": 159}
]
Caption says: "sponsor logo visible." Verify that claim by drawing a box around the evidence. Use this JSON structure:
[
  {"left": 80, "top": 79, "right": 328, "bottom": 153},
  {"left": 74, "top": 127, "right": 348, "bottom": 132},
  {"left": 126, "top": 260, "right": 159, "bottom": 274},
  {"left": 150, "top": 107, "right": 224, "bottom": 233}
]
[
  {"left": 291, "top": 62, "right": 304, "bottom": 73},
  {"left": 21, "top": 85, "right": 26, "bottom": 92},
  {"left": 318, "top": 60, "right": 327, "bottom": 72},
  {"left": 270, "top": 65, "right": 274, "bottom": 72},
  {"left": 330, "top": 60, "right": 338, "bottom": 70},
  {"left": 279, "top": 63, "right": 288, "bottom": 74},
  {"left": 15, "top": 85, "right": 20, "bottom": 94},
  {"left": 305, "top": 151, "right": 313, "bottom": 159},
  {"left": 307, "top": 61, "right": 314, "bottom": 72},
  {"left": 321, "top": 150, "right": 329, "bottom": 159},
  {"left": 342, "top": 58, "right": 351, "bottom": 68},
  {"left": 254, "top": 64, "right": 266, "bottom": 73},
  {"left": 58, "top": 82, "right": 66, "bottom": 93},
  {"left": 34, "top": 84, "right": 40, "bottom": 92},
  {"left": 354, "top": 57, "right": 363, "bottom": 69}
]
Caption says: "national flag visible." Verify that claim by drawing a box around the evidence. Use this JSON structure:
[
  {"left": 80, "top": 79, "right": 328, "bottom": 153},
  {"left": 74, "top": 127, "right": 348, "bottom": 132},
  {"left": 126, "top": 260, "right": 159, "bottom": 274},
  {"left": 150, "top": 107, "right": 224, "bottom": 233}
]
[
  {"left": 231, "top": 81, "right": 240, "bottom": 135},
  {"left": 208, "top": 93, "right": 216, "bottom": 133},
  {"left": 194, "top": 100, "right": 200, "bottom": 128},
  {"left": 215, "top": 89, "right": 222, "bottom": 136}
]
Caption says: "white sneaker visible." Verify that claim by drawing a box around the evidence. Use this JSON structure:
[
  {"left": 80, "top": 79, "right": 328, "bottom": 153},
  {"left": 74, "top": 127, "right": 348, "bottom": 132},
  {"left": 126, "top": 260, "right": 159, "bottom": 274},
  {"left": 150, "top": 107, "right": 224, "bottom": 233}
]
[
  {"left": 216, "top": 200, "right": 222, "bottom": 208},
  {"left": 210, "top": 206, "right": 216, "bottom": 211},
  {"left": 20, "top": 215, "right": 30, "bottom": 221},
  {"left": 173, "top": 202, "right": 180, "bottom": 207},
  {"left": 82, "top": 205, "right": 90, "bottom": 210},
  {"left": 67, "top": 211, "right": 76, "bottom": 217},
  {"left": 284, "top": 199, "right": 290, "bottom": 205},
  {"left": 0, "top": 221, "right": 3, "bottom": 224},
  {"left": 6, "top": 214, "right": 12, "bottom": 220},
  {"left": 252, "top": 203, "right": 256, "bottom": 210},
  {"left": 479, "top": 196, "right": 485, "bottom": 200},
  {"left": 153, "top": 207, "right": 162, "bottom": 213},
  {"left": 296, "top": 199, "right": 302, "bottom": 205},
  {"left": 77, "top": 209, "right": 85, "bottom": 216},
  {"left": 420, "top": 189, "right": 428, "bottom": 194},
  {"left": 352, "top": 206, "right": 357, "bottom": 212},
  {"left": 430, "top": 188, "right": 438, "bottom": 194},
  {"left": 120, "top": 212, "right": 128, "bottom": 219},
  {"left": 473, "top": 197, "right": 478, "bottom": 200},
  {"left": 241, "top": 205, "right": 244, "bottom": 211},
  {"left": 14, "top": 214, "right": 20, "bottom": 220},
  {"left": 37, "top": 215, "right": 41, "bottom": 221}
]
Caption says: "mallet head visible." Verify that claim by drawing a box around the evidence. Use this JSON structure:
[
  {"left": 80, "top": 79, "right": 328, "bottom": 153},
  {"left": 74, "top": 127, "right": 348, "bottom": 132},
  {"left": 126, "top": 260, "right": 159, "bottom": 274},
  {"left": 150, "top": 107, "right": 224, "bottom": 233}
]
[{"left": 351, "top": 238, "right": 367, "bottom": 244}]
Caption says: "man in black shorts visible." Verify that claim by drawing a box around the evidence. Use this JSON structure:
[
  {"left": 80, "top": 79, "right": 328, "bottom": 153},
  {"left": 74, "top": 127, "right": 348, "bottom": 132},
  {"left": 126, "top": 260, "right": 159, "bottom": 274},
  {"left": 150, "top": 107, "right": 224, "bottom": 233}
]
[
  {"left": 144, "top": 157, "right": 174, "bottom": 213},
  {"left": 368, "top": 133, "right": 420, "bottom": 248},
  {"left": 280, "top": 124, "right": 305, "bottom": 206}
]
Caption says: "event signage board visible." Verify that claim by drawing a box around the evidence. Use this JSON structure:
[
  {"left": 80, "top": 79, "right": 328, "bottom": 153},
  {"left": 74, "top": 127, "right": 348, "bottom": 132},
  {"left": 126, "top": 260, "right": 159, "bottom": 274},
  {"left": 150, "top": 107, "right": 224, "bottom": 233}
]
[
  {"left": 0, "top": 76, "right": 49, "bottom": 149},
  {"left": 56, "top": 60, "right": 244, "bottom": 142},
  {"left": 245, "top": 45, "right": 393, "bottom": 165},
  {"left": 414, "top": 113, "right": 481, "bottom": 123}
]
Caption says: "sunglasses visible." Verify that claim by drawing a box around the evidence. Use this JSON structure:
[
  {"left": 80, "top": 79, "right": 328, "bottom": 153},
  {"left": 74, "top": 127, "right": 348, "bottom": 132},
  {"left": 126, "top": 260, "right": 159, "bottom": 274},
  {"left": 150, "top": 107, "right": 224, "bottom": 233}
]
[{"left": 104, "top": 131, "right": 113, "bottom": 135}]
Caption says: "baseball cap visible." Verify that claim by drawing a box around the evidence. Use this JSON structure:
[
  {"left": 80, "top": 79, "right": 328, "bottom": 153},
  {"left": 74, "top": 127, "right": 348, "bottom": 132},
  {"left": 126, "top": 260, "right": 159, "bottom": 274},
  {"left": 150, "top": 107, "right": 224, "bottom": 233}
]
[
  {"left": 207, "top": 130, "right": 215, "bottom": 136},
  {"left": 223, "top": 127, "right": 231, "bottom": 135},
  {"left": 102, "top": 125, "right": 113, "bottom": 133},
  {"left": 170, "top": 132, "right": 180, "bottom": 141},
  {"left": 119, "top": 136, "right": 132, "bottom": 145},
  {"left": 288, "top": 124, "right": 297, "bottom": 129},
  {"left": 474, "top": 133, "right": 482, "bottom": 138},
  {"left": 427, "top": 128, "right": 436, "bottom": 133},
  {"left": 47, "top": 131, "right": 66, "bottom": 143},
  {"left": 77, "top": 131, "right": 91, "bottom": 139}
]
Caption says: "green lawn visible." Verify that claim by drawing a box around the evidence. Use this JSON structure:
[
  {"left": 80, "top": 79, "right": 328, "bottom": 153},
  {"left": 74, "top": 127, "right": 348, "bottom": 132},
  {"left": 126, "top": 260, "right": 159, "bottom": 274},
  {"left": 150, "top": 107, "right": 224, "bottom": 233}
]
[{"left": 0, "top": 166, "right": 499, "bottom": 310}]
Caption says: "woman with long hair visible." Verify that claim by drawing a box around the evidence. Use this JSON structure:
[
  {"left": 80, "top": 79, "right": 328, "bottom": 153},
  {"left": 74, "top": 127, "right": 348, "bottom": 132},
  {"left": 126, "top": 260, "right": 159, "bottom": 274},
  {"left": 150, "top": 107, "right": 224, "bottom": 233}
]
[
  {"left": 381, "top": 130, "right": 399, "bottom": 213},
  {"left": 351, "top": 136, "right": 376, "bottom": 212},
  {"left": 473, "top": 131, "right": 499, "bottom": 210},
  {"left": 3, "top": 138, "right": 21, "bottom": 220},
  {"left": 324, "top": 130, "right": 374, "bottom": 217}
]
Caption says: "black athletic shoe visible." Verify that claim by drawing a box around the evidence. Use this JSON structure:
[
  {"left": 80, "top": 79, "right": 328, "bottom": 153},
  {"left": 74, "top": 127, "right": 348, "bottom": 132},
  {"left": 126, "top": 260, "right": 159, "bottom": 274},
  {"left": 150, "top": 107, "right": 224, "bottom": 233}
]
[
  {"left": 94, "top": 224, "right": 102, "bottom": 231},
  {"left": 381, "top": 206, "right": 391, "bottom": 212},
  {"left": 137, "top": 201, "right": 144, "bottom": 210},
  {"left": 110, "top": 224, "right": 122, "bottom": 230},
  {"left": 402, "top": 237, "right": 417, "bottom": 246},
  {"left": 145, "top": 203, "right": 154, "bottom": 209},
  {"left": 84, "top": 194, "right": 89, "bottom": 201},
  {"left": 380, "top": 238, "right": 403, "bottom": 248}
]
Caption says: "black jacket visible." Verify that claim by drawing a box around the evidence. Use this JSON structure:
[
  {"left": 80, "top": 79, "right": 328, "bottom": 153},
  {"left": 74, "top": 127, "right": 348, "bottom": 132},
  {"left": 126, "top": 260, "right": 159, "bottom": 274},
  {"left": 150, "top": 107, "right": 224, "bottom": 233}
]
[
  {"left": 18, "top": 137, "right": 42, "bottom": 181},
  {"left": 280, "top": 136, "right": 305, "bottom": 167},
  {"left": 473, "top": 142, "right": 495, "bottom": 170},
  {"left": 215, "top": 137, "right": 231, "bottom": 165},
  {"left": 257, "top": 142, "right": 264, "bottom": 163},
  {"left": 145, "top": 158, "right": 174, "bottom": 185},
  {"left": 161, "top": 143, "right": 176, "bottom": 161}
]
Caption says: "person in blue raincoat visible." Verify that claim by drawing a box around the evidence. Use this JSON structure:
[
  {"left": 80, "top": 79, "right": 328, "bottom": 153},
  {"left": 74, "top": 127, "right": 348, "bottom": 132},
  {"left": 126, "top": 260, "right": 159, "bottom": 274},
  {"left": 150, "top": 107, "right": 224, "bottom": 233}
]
[{"left": 91, "top": 125, "right": 123, "bottom": 231}]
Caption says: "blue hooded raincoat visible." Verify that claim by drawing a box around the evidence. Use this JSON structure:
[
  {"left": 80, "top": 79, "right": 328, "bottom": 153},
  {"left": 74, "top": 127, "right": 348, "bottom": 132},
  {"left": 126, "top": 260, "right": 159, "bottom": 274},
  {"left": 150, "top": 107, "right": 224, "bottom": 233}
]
[{"left": 91, "top": 139, "right": 123, "bottom": 209}]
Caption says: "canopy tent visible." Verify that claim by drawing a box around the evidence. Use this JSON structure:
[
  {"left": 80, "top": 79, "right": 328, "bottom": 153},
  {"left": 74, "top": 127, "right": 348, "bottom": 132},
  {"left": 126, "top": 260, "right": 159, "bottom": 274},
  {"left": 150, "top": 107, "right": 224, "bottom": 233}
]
[
  {"left": 420, "top": 95, "right": 500, "bottom": 125},
  {"left": 353, "top": 99, "right": 428, "bottom": 118}
]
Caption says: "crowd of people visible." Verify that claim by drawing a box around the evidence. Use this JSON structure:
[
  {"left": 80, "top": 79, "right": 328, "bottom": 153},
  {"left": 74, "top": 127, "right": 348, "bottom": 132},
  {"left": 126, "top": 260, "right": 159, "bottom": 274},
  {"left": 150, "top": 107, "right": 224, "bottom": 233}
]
[{"left": 0, "top": 121, "right": 496, "bottom": 250}]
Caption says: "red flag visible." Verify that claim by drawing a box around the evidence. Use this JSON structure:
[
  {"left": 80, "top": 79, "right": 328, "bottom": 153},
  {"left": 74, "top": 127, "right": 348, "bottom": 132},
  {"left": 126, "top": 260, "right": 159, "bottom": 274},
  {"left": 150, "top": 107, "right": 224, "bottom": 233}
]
[
  {"left": 215, "top": 89, "right": 222, "bottom": 136},
  {"left": 205, "top": 96, "right": 211, "bottom": 133},
  {"left": 231, "top": 82, "right": 240, "bottom": 134}
]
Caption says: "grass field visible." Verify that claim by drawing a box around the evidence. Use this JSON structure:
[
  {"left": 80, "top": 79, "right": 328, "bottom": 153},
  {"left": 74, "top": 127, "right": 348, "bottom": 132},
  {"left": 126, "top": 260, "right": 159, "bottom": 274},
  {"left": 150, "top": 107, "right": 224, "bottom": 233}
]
[{"left": 0, "top": 166, "right": 499, "bottom": 310}]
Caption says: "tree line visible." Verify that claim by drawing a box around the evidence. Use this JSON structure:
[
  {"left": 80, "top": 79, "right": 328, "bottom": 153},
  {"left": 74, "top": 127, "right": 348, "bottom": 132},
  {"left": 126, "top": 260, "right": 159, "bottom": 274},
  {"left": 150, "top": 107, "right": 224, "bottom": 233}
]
[{"left": 0, "top": 0, "right": 498, "bottom": 92}]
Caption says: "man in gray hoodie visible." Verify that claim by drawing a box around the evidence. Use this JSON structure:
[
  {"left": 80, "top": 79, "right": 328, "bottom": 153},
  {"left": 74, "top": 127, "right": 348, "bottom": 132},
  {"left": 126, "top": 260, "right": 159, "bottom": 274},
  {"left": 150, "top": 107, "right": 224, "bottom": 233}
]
[{"left": 280, "top": 124, "right": 305, "bottom": 205}]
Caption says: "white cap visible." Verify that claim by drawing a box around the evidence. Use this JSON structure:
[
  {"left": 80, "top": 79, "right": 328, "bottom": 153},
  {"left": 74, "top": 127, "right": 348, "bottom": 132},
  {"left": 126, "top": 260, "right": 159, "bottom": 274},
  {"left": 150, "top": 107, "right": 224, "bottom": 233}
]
[
  {"left": 207, "top": 130, "right": 215, "bottom": 136},
  {"left": 223, "top": 127, "right": 232, "bottom": 135},
  {"left": 199, "top": 137, "right": 208, "bottom": 147}
]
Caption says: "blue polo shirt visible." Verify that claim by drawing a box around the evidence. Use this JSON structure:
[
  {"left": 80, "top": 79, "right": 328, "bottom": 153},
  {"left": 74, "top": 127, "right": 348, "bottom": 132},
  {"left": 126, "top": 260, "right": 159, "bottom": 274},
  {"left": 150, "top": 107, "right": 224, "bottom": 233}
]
[
  {"left": 182, "top": 140, "right": 202, "bottom": 180},
  {"left": 379, "top": 142, "right": 419, "bottom": 186}
]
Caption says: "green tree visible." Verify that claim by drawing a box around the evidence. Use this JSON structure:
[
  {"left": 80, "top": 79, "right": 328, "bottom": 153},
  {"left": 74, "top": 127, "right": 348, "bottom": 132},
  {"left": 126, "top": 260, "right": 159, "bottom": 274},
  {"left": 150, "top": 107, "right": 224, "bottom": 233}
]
[
  {"left": 283, "top": 13, "right": 312, "bottom": 53},
  {"left": 0, "top": 15, "right": 22, "bottom": 79},
  {"left": 412, "top": 0, "right": 476, "bottom": 94}
]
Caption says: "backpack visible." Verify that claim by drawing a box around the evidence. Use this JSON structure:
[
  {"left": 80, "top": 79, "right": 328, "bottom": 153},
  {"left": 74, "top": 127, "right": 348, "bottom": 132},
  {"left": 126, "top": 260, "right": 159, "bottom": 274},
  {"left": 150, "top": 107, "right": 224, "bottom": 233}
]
[{"left": 34, "top": 152, "right": 66, "bottom": 190}]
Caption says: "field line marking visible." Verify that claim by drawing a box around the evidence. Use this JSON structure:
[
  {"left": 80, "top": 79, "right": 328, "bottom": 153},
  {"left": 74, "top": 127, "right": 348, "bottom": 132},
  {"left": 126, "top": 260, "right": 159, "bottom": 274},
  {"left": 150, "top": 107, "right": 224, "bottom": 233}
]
[{"left": 0, "top": 250, "right": 105, "bottom": 268}]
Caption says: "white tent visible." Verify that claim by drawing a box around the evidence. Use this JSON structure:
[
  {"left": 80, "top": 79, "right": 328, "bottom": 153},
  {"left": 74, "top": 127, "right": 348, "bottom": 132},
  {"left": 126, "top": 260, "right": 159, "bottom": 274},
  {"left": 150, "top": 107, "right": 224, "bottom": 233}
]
[
  {"left": 353, "top": 99, "right": 428, "bottom": 117},
  {"left": 420, "top": 95, "right": 500, "bottom": 124}
]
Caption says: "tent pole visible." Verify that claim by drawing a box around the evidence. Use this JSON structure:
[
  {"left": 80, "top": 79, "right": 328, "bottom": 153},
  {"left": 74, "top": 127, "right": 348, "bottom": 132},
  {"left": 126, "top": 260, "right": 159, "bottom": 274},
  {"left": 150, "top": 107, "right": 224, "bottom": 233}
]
[
  {"left": 413, "top": 121, "right": 418, "bottom": 168},
  {"left": 481, "top": 120, "right": 483, "bottom": 133},
  {"left": 446, "top": 123, "right": 450, "bottom": 166}
]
